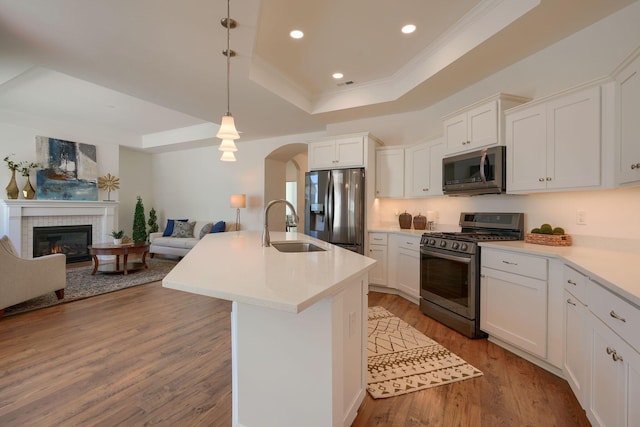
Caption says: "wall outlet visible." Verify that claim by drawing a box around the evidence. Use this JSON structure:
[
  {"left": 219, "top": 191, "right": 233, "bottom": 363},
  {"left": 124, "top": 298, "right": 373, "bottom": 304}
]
[{"left": 576, "top": 210, "right": 587, "bottom": 225}]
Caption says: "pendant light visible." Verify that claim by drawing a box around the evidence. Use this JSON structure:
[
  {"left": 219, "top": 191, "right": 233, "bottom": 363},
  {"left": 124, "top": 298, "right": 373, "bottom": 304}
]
[{"left": 218, "top": 0, "right": 239, "bottom": 162}]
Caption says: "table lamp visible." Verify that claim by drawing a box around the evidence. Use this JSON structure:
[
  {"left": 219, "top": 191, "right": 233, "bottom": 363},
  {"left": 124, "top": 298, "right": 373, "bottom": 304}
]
[{"left": 230, "top": 194, "right": 246, "bottom": 231}]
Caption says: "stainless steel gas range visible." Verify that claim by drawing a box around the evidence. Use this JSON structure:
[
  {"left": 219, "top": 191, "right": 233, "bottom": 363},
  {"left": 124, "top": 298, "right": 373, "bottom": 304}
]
[{"left": 419, "top": 212, "right": 524, "bottom": 338}]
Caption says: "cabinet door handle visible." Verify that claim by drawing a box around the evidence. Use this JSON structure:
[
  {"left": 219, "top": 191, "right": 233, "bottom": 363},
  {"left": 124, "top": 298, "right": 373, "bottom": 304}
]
[
  {"left": 606, "top": 347, "right": 624, "bottom": 362},
  {"left": 631, "top": 163, "right": 640, "bottom": 170},
  {"left": 422, "top": 188, "right": 428, "bottom": 192},
  {"left": 502, "top": 260, "right": 518, "bottom": 266},
  {"left": 567, "top": 279, "right": 577, "bottom": 286},
  {"left": 373, "top": 238, "right": 383, "bottom": 241},
  {"left": 546, "top": 177, "right": 552, "bottom": 181},
  {"left": 566, "top": 298, "right": 576, "bottom": 306},
  {"left": 406, "top": 242, "right": 414, "bottom": 245},
  {"left": 610, "top": 310, "right": 626, "bottom": 322},
  {"left": 538, "top": 178, "right": 545, "bottom": 182}
]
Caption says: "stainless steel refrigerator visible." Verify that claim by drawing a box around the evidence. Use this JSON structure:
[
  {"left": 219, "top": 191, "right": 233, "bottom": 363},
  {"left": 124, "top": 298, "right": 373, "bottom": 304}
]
[{"left": 304, "top": 168, "right": 365, "bottom": 254}]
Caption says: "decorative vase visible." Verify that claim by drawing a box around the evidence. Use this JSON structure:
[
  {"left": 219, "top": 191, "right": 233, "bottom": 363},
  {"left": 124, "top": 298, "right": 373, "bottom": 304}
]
[
  {"left": 22, "top": 177, "right": 35, "bottom": 199},
  {"left": 113, "top": 238, "right": 122, "bottom": 245},
  {"left": 5, "top": 170, "right": 19, "bottom": 199}
]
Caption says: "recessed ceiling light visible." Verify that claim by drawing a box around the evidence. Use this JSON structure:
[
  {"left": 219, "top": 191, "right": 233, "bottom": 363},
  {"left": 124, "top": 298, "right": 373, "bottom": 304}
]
[
  {"left": 332, "top": 72, "right": 344, "bottom": 79},
  {"left": 401, "top": 24, "right": 416, "bottom": 34},
  {"left": 290, "top": 30, "right": 304, "bottom": 39}
]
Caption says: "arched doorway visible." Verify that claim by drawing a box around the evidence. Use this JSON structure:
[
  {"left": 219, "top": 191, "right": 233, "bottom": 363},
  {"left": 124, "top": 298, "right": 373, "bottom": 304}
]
[{"left": 263, "top": 143, "right": 308, "bottom": 233}]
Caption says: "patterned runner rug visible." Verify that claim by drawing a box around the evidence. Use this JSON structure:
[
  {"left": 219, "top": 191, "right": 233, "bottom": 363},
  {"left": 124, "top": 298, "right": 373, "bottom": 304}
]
[
  {"left": 4, "top": 258, "right": 177, "bottom": 316},
  {"left": 367, "top": 306, "right": 483, "bottom": 399}
]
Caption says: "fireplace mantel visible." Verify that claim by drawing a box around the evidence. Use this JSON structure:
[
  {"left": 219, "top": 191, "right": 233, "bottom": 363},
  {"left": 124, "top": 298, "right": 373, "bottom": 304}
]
[{"left": 0, "top": 199, "right": 118, "bottom": 258}]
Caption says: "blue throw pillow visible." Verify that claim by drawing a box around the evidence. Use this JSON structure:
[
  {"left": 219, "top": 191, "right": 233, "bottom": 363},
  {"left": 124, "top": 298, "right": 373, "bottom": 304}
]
[
  {"left": 163, "top": 219, "right": 188, "bottom": 237},
  {"left": 210, "top": 221, "right": 226, "bottom": 233}
]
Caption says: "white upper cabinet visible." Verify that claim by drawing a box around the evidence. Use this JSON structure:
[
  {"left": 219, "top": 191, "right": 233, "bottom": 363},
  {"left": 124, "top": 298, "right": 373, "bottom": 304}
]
[
  {"left": 404, "top": 140, "right": 444, "bottom": 198},
  {"left": 615, "top": 51, "right": 640, "bottom": 186},
  {"left": 375, "top": 147, "right": 404, "bottom": 198},
  {"left": 443, "top": 93, "right": 529, "bottom": 155},
  {"left": 375, "top": 139, "right": 444, "bottom": 199},
  {"left": 309, "top": 136, "right": 364, "bottom": 169},
  {"left": 506, "top": 85, "right": 602, "bottom": 193}
]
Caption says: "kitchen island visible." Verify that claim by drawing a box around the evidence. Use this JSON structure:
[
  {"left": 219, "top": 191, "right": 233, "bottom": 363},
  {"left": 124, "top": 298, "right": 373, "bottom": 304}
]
[{"left": 162, "top": 231, "right": 376, "bottom": 427}]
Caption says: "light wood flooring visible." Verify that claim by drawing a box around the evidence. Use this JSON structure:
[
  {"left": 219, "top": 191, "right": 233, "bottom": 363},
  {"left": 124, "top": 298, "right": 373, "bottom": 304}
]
[{"left": 0, "top": 282, "right": 590, "bottom": 426}]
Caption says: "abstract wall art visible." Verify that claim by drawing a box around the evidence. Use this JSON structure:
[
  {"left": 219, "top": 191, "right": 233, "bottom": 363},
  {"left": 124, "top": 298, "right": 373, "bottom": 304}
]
[{"left": 36, "top": 136, "right": 98, "bottom": 201}]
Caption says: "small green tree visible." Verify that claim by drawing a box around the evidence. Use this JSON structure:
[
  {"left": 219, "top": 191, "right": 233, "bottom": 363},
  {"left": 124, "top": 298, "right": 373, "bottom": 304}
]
[
  {"left": 147, "top": 207, "right": 159, "bottom": 234},
  {"left": 132, "top": 196, "right": 147, "bottom": 242}
]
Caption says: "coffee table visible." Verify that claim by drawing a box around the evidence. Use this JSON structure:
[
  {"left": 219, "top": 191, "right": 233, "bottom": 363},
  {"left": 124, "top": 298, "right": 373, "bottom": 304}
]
[{"left": 88, "top": 242, "right": 150, "bottom": 275}]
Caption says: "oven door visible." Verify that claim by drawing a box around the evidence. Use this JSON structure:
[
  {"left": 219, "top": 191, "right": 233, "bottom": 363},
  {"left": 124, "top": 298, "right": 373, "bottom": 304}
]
[{"left": 420, "top": 247, "right": 478, "bottom": 320}]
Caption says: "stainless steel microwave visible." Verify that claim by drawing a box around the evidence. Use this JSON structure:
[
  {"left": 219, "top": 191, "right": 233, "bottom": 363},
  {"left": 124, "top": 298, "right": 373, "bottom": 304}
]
[{"left": 442, "top": 146, "right": 506, "bottom": 196}]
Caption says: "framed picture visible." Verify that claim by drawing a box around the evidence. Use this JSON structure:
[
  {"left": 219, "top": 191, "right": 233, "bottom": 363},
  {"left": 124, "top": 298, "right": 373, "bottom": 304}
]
[{"left": 36, "top": 136, "right": 98, "bottom": 201}]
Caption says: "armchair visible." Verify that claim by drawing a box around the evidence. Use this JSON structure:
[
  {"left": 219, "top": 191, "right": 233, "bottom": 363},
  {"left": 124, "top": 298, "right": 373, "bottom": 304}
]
[{"left": 0, "top": 235, "right": 66, "bottom": 317}]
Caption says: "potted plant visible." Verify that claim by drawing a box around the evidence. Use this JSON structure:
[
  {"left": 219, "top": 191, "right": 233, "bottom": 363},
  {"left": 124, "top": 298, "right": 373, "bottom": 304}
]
[
  {"left": 111, "top": 230, "right": 125, "bottom": 245},
  {"left": 132, "top": 196, "right": 147, "bottom": 243}
]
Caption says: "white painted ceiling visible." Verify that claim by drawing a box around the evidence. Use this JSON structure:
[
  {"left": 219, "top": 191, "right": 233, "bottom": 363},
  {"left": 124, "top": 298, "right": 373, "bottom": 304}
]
[{"left": 0, "top": 0, "right": 635, "bottom": 152}]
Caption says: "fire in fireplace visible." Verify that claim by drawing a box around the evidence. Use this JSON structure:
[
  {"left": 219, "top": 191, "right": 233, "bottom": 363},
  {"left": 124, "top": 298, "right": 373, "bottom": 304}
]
[{"left": 33, "top": 225, "right": 92, "bottom": 263}]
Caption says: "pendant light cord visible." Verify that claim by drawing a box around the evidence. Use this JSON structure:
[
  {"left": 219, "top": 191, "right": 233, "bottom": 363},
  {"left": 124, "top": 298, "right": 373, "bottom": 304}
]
[{"left": 225, "top": 0, "right": 231, "bottom": 116}]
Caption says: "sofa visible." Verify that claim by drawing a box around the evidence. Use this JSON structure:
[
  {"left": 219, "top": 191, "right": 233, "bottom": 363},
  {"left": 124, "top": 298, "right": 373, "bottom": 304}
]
[
  {"left": 0, "top": 235, "right": 66, "bottom": 316},
  {"left": 149, "top": 219, "right": 238, "bottom": 258}
]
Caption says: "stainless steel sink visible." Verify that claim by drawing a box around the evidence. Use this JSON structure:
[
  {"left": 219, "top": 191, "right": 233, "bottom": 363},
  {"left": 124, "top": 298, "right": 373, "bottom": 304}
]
[{"left": 271, "top": 241, "right": 326, "bottom": 253}]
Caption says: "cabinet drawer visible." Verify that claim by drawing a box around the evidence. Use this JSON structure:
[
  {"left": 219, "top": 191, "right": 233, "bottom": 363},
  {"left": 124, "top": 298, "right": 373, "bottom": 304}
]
[
  {"left": 563, "top": 265, "right": 588, "bottom": 303},
  {"left": 369, "top": 233, "right": 387, "bottom": 245},
  {"left": 588, "top": 280, "right": 640, "bottom": 352},
  {"left": 481, "top": 248, "right": 547, "bottom": 280},
  {"left": 397, "top": 236, "right": 420, "bottom": 251}
]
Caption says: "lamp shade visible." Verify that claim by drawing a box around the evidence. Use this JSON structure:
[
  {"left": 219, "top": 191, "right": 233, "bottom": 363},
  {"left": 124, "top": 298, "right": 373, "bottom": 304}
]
[
  {"left": 218, "top": 139, "right": 238, "bottom": 152},
  {"left": 220, "top": 151, "right": 236, "bottom": 162},
  {"left": 216, "top": 115, "right": 240, "bottom": 140},
  {"left": 230, "top": 194, "right": 246, "bottom": 209}
]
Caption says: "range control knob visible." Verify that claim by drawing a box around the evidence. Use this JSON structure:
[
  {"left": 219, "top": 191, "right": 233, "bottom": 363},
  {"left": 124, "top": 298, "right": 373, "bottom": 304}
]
[
  {"left": 440, "top": 241, "right": 447, "bottom": 248},
  {"left": 429, "top": 239, "right": 436, "bottom": 246},
  {"left": 452, "top": 242, "right": 460, "bottom": 250},
  {"left": 460, "top": 243, "right": 469, "bottom": 251}
]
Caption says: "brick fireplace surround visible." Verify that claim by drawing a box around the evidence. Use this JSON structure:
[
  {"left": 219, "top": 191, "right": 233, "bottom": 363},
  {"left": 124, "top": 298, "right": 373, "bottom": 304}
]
[{"left": 0, "top": 200, "right": 117, "bottom": 259}]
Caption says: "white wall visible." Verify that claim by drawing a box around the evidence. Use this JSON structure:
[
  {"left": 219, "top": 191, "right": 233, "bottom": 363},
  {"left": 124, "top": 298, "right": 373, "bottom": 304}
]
[
  {"left": 0, "top": 122, "right": 119, "bottom": 199},
  {"left": 371, "top": 186, "right": 640, "bottom": 241},
  {"left": 148, "top": 3, "right": 640, "bottom": 237},
  {"left": 151, "top": 134, "right": 316, "bottom": 231},
  {"left": 119, "top": 147, "right": 154, "bottom": 237},
  {"left": 3, "top": 2, "right": 640, "bottom": 242}
]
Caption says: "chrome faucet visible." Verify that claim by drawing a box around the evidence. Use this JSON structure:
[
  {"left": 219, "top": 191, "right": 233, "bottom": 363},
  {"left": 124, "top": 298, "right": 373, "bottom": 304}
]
[{"left": 262, "top": 199, "right": 299, "bottom": 247}]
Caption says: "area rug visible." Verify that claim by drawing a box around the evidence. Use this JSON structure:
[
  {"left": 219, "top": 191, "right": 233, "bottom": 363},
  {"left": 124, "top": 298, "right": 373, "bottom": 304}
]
[
  {"left": 367, "top": 306, "right": 483, "bottom": 399},
  {"left": 4, "top": 258, "right": 178, "bottom": 317}
]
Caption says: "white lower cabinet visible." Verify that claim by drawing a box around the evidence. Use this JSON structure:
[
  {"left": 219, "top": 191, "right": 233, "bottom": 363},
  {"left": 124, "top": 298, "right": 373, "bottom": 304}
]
[
  {"left": 387, "top": 234, "right": 421, "bottom": 301},
  {"left": 563, "top": 264, "right": 590, "bottom": 407},
  {"left": 367, "top": 233, "right": 388, "bottom": 286},
  {"left": 564, "top": 288, "right": 588, "bottom": 406},
  {"left": 481, "top": 266, "right": 548, "bottom": 358},
  {"left": 395, "top": 245, "right": 420, "bottom": 300},
  {"left": 586, "top": 279, "right": 640, "bottom": 427},
  {"left": 480, "top": 248, "right": 549, "bottom": 358}
]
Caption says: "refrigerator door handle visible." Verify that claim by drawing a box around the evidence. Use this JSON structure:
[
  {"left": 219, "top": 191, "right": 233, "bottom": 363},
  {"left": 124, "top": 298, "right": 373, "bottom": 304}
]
[{"left": 327, "top": 173, "right": 334, "bottom": 235}]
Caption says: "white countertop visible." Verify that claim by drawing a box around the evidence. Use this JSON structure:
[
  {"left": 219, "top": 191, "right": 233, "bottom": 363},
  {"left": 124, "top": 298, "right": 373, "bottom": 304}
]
[
  {"left": 162, "top": 231, "right": 376, "bottom": 313},
  {"left": 480, "top": 241, "right": 640, "bottom": 307}
]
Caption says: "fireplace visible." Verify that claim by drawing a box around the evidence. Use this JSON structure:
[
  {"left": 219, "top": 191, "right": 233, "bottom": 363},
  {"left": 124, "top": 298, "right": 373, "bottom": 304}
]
[{"left": 33, "top": 225, "right": 93, "bottom": 263}]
